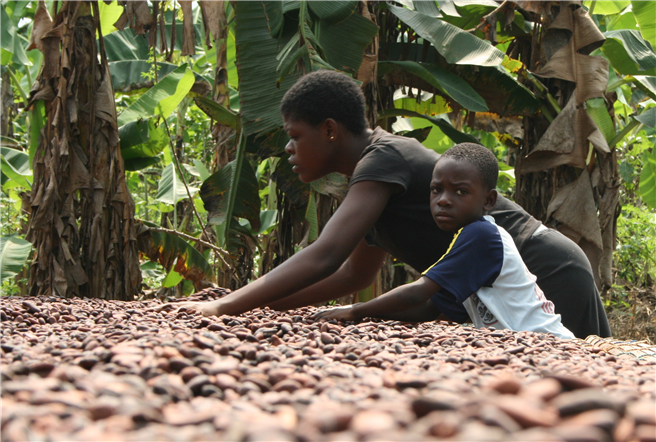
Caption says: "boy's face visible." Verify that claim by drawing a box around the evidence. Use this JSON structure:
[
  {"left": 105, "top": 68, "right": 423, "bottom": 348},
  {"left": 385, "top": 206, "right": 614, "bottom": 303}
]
[
  {"left": 430, "top": 157, "right": 497, "bottom": 232},
  {"left": 283, "top": 117, "right": 334, "bottom": 183}
]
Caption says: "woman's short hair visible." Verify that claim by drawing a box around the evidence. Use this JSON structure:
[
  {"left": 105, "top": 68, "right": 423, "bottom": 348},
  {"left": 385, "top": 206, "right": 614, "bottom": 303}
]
[{"left": 281, "top": 70, "right": 368, "bottom": 135}]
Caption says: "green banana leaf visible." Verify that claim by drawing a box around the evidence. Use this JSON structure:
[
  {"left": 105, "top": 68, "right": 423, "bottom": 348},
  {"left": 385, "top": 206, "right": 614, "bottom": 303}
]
[
  {"left": 379, "top": 60, "right": 488, "bottom": 112},
  {"left": 119, "top": 119, "right": 168, "bottom": 171},
  {"left": 632, "top": 76, "right": 656, "bottom": 101},
  {"left": 104, "top": 22, "right": 205, "bottom": 62},
  {"left": 263, "top": 1, "right": 284, "bottom": 37},
  {"left": 318, "top": 12, "right": 381, "bottom": 75},
  {"left": 0, "top": 236, "right": 31, "bottom": 283},
  {"left": 1, "top": 146, "right": 31, "bottom": 190},
  {"left": 109, "top": 60, "right": 211, "bottom": 94},
  {"left": 245, "top": 129, "right": 289, "bottom": 158},
  {"left": 587, "top": 98, "right": 616, "bottom": 143},
  {"left": 631, "top": 0, "right": 655, "bottom": 50},
  {"left": 117, "top": 64, "right": 195, "bottom": 126},
  {"left": 639, "top": 147, "right": 656, "bottom": 209},
  {"left": 29, "top": 100, "right": 45, "bottom": 166},
  {"left": 96, "top": 0, "right": 123, "bottom": 36},
  {"left": 156, "top": 163, "right": 200, "bottom": 206},
  {"left": 194, "top": 96, "right": 239, "bottom": 129},
  {"left": 414, "top": 0, "right": 441, "bottom": 18},
  {"left": 455, "top": 65, "right": 540, "bottom": 116},
  {"left": 388, "top": 4, "right": 505, "bottom": 66},
  {"left": 104, "top": 28, "right": 150, "bottom": 61},
  {"left": 379, "top": 108, "right": 479, "bottom": 144},
  {"left": 602, "top": 30, "right": 656, "bottom": 76},
  {"left": 1, "top": 4, "right": 30, "bottom": 66},
  {"left": 138, "top": 223, "right": 213, "bottom": 286},
  {"left": 200, "top": 158, "right": 261, "bottom": 231},
  {"left": 635, "top": 106, "right": 656, "bottom": 129},
  {"left": 585, "top": 1, "right": 629, "bottom": 15},
  {"left": 235, "top": 1, "right": 299, "bottom": 136},
  {"left": 441, "top": 0, "right": 525, "bottom": 37},
  {"left": 309, "top": 1, "right": 359, "bottom": 25}
]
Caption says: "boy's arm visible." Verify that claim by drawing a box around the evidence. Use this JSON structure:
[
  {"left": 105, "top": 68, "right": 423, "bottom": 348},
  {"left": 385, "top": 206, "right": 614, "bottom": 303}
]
[{"left": 314, "top": 276, "right": 441, "bottom": 321}]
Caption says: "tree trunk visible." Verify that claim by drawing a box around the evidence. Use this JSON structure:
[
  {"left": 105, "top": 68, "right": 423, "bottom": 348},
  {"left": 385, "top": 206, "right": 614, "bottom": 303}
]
[{"left": 26, "top": 1, "right": 141, "bottom": 300}]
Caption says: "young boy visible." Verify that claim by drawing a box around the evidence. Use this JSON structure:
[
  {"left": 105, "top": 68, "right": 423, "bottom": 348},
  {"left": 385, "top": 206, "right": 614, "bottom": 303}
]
[{"left": 314, "top": 143, "right": 575, "bottom": 340}]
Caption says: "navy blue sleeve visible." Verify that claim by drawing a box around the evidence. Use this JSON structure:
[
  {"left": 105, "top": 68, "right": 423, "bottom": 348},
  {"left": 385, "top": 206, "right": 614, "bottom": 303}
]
[{"left": 424, "top": 218, "right": 503, "bottom": 304}]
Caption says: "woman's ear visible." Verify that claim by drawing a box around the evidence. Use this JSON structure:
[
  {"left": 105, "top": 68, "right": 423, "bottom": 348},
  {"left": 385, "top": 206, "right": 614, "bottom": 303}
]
[
  {"left": 323, "top": 118, "right": 339, "bottom": 140},
  {"left": 483, "top": 189, "right": 498, "bottom": 211}
]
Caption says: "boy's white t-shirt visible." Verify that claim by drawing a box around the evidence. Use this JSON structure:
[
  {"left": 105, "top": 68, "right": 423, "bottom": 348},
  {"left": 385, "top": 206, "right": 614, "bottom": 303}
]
[{"left": 423, "top": 215, "right": 574, "bottom": 340}]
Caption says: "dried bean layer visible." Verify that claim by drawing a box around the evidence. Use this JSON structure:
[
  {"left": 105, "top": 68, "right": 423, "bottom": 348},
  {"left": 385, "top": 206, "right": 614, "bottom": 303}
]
[{"left": 1, "top": 295, "right": 654, "bottom": 442}]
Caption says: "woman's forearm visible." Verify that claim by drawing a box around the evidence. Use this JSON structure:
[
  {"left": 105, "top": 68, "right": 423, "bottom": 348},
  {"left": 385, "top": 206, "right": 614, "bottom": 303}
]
[{"left": 267, "top": 242, "right": 388, "bottom": 311}]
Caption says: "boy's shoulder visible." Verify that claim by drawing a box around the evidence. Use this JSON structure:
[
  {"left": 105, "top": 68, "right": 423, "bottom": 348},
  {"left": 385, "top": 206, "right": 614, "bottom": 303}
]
[{"left": 460, "top": 216, "right": 500, "bottom": 239}]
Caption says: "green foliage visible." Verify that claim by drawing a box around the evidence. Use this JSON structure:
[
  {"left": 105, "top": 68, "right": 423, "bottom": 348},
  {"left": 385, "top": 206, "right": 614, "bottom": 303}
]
[
  {"left": 0, "top": 235, "right": 31, "bottom": 283},
  {"left": 614, "top": 205, "right": 656, "bottom": 287},
  {"left": 388, "top": 4, "right": 505, "bottom": 66}
]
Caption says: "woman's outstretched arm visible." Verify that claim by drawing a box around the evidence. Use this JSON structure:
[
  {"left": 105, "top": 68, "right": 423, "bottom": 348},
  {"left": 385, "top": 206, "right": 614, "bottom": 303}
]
[{"left": 154, "top": 180, "right": 399, "bottom": 317}]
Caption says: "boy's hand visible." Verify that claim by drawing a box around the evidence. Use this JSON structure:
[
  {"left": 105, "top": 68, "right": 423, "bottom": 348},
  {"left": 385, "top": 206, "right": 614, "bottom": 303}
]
[
  {"left": 149, "top": 300, "right": 222, "bottom": 317},
  {"left": 313, "top": 305, "right": 358, "bottom": 321}
]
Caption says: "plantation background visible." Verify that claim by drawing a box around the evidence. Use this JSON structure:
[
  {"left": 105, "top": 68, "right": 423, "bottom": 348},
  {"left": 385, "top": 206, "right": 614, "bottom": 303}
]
[{"left": 1, "top": 0, "right": 654, "bottom": 341}]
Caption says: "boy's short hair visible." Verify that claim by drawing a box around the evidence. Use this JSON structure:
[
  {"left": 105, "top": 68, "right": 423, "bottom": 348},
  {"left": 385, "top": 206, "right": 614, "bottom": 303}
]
[
  {"left": 281, "top": 70, "right": 368, "bottom": 135},
  {"left": 441, "top": 143, "right": 499, "bottom": 190}
]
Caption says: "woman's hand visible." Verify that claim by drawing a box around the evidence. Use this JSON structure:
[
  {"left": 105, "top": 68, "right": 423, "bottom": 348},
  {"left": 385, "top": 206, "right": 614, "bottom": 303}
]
[
  {"left": 313, "top": 304, "right": 358, "bottom": 321},
  {"left": 149, "top": 300, "right": 223, "bottom": 317}
]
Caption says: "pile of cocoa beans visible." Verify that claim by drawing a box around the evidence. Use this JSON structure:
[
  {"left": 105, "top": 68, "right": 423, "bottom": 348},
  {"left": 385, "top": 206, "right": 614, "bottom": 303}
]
[{"left": 1, "top": 295, "right": 654, "bottom": 441}]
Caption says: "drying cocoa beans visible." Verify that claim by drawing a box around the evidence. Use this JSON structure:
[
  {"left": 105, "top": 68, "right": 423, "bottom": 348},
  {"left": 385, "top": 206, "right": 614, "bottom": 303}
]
[{"left": 1, "top": 295, "right": 654, "bottom": 441}]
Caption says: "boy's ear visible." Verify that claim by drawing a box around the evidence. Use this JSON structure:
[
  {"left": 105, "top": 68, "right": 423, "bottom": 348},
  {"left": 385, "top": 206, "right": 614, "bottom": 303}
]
[{"left": 483, "top": 189, "right": 498, "bottom": 211}]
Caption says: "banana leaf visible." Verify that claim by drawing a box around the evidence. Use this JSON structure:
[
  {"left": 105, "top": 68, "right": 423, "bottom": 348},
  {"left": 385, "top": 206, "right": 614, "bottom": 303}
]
[
  {"left": 96, "top": 0, "right": 123, "bottom": 36},
  {"left": 117, "top": 64, "right": 195, "bottom": 126},
  {"left": 414, "top": 1, "right": 441, "bottom": 18},
  {"left": 104, "top": 28, "right": 150, "bottom": 61},
  {"left": 263, "top": 1, "right": 284, "bottom": 37},
  {"left": 639, "top": 148, "right": 656, "bottom": 209},
  {"left": 1, "top": 147, "right": 31, "bottom": 190},
  {"left": 602, "top": 30, "right": 656, "bottom": 76},
  {"left": 631, "top": 0, "right": 655, "bottom": 49},
  {"left": 388, "top": 4, "right": 505, "bottom": 66},
  {"left": 235, "top": 1, "right": 299, "bottom": 136},
  {"left": 309, "top": 1, "right": 359, "bottom": 25},
  {"left": 156, "top": 163, "right": 200, "bottom": 206},
  {"left": 0, "top": 236, "right": 31, "bottom": 283},
  {"left": 109, "top": 60, "right": 211, "bottom": 94},
  {"left": 200, "top": 158, "right": 261, "bottom": 231},
  {"left": 138, "top": 223, "right": 213, "bottom": 285},
  {"left": 379, "top": 60, "right": 488, "bottom": 112},
  {"left": 379, "top": 108, "right": 479, "bottom": 144},
  {"left": 194, "top": 96, "right": 239, "bottom": 129},
  {"left": 586, "top": 98, "right": 616, "bottom": 143},
  {"left": 1, "top": 4, "right": 30, "bottom": 66},
  {"left": 318, "top": 12, "right": 380, "bottom": 75},
  {"left": 635, "top": 106, "right": 656, "bottom": 129},
  {"left": 585, "top": 1, "right": 629, "bottom": 15},
  {"left": 454, "top": 65, "right": 540, "bottom": 116},
  {"left": 119, "top": 118, "right": 168, "bottom": 171}
]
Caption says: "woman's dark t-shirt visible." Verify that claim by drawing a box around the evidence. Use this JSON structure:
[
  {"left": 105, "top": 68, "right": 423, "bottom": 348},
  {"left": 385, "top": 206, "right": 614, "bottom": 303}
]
[{"left": 348, "top": 128, "right": 610, "bottom": 338}]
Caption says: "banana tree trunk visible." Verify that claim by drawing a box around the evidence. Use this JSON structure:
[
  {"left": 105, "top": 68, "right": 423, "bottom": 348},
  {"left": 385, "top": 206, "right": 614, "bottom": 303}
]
[{"left": 26, "top": 1, "right": 141, "bottom": 300}]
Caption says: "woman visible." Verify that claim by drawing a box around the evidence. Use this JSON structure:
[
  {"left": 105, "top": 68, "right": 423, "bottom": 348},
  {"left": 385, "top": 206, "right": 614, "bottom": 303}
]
[{"left": 161, "top": 70, "right": 610, "bottom": 338}]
